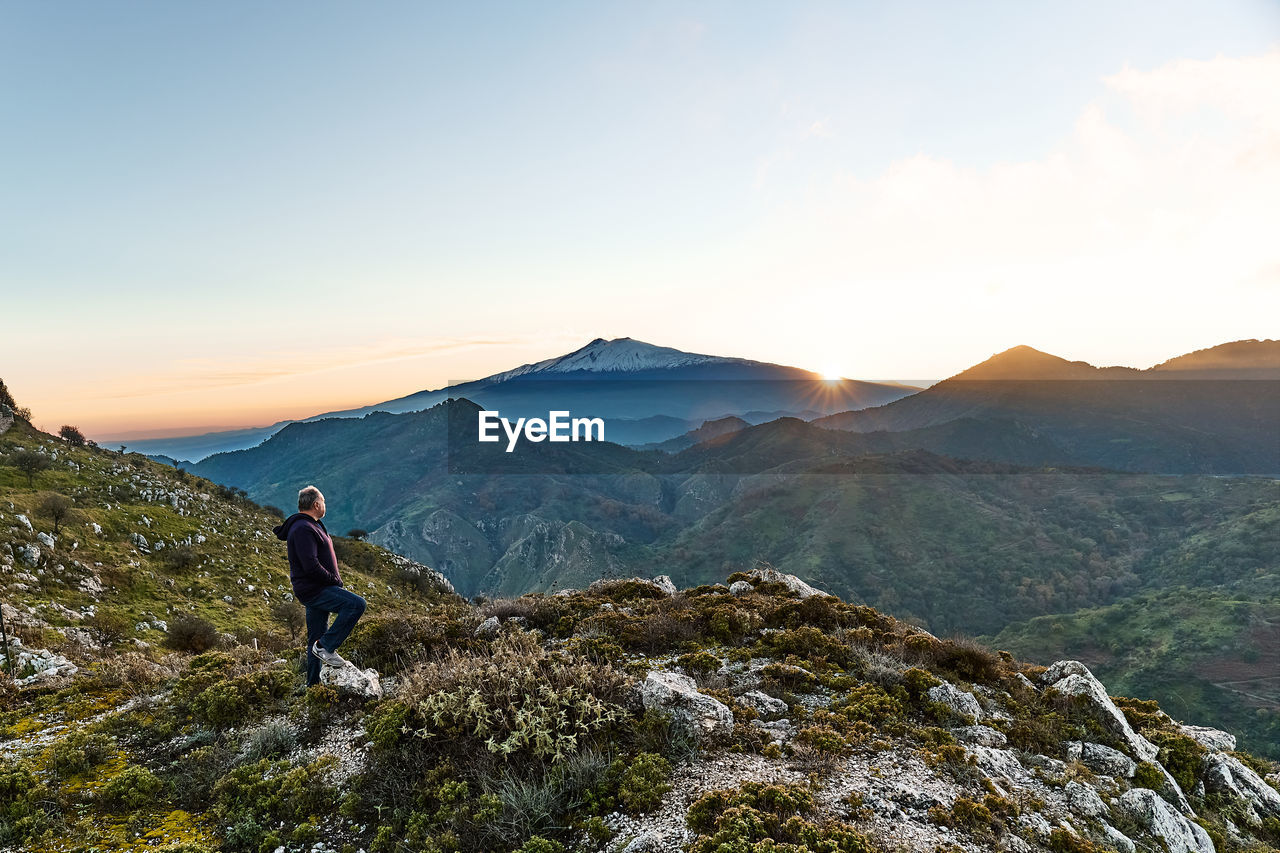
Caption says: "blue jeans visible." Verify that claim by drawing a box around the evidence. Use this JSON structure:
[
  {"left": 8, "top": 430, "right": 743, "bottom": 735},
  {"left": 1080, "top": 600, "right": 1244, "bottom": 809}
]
[{"left": 303, "top": 585, "right": 367, "bottom": 686}]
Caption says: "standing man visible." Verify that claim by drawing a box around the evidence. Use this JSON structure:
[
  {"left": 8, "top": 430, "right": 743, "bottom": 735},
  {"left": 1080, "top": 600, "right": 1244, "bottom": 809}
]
[{"left": 273, "top": 485, "right": 366, "bottom": 687}]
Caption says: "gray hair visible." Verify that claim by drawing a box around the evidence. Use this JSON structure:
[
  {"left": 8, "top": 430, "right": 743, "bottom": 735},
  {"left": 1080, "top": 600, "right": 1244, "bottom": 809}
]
[{"left": 297, "top": 485, "right": 323, "bottom": 511}]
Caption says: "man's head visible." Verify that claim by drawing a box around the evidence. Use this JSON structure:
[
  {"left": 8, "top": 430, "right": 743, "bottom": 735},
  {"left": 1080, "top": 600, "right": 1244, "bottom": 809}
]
[{"left": 298, "top": 485, "right": 326, "bottom": 520}]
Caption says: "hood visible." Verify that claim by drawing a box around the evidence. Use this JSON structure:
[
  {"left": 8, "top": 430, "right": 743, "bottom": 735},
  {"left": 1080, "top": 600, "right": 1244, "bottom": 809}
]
[{"left": 273, "top": 512, "right": 313, "bottom": 540}]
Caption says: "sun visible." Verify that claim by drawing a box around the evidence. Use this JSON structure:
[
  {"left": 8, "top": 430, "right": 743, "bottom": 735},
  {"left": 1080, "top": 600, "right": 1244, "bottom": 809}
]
[{"left": 820, "top": 366, "right": 843, "bottom": 381}]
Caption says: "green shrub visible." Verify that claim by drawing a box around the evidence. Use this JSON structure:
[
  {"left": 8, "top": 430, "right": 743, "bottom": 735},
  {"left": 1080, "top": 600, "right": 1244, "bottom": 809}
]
[
  {"left": 686, "top": 781, "right": 876, "bottom": 853},
  {"left": 1131, "top": 762, "right": 1165, "bottom": 791},
  {"left": 190, "top": 668, "right": 292, "bottom": 727},
  {"left": 166, "top": 613, "right": 220, "bottom": 652},
  {"left": 514, "top": 837, "right": 563, "bottom": 853},
  {"left": 99, "top": 765, "right": 164, "bottom": 811},
  {"left": 0, "top": 759, "right": 53, "bottom": 846},
  {"left": 45, "top": 730, "right": 114, "bottom": 778},
  {"left": 241, "top": 719, "right": 297, "bottom": 762},
  {"left": 677, "top": 651, "right": 722, "bottom": 676},
  {"left": 400, "top": 631, "right": 627, "bottom": 763},
  {"left": 617, "top": 753, "right": 671, "bottom": 814}
]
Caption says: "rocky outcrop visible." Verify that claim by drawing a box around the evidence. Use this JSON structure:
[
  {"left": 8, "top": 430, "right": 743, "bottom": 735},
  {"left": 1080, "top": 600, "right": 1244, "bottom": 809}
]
[
  {"left": 588, "top": 575, "right": 678, "bottom": 598},
  {"left": 0, "top": 637, "right": 78, "bottom": 685},
  {"left": 639, "top": 670, "right": 733, "bottom": 742},
  {"left": 1040, "top": 661, "right": 1157, "bottom": 762},
  {"left": 1202, "top": 751, "right": 1280, "bottom": 821},
  {"left": 1117, "top": 788, "right": 1214, "bottom": 853},
  {"left": 740, "top": 567, "right": 827, "bottom": 599},
  {"left": 1180, "top": 724, "right": 1236, "bottom": 752},
  {"left": 1065, "top": 740, "right": 1136, "bottom": 778},
  {"left": 1043, "top": 661, "right": 1192, "bottom": 814},
  {"left": 928, "top": 682, "right": 983, "bottom": 721},
  {"left": 738, "top": 690, "right": 787, "bottom": 718},
  {"left": 319, "top": 659, "right": 383, "bottom": 700}
]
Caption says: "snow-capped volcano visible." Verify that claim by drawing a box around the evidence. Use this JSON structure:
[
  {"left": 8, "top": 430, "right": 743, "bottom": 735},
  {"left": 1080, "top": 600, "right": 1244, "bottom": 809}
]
[{"left": 482, "top": 337, "right": 771, "bottom": 382}]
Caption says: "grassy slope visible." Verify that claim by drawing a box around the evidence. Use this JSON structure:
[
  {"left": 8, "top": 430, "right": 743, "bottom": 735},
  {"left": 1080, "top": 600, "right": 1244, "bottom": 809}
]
[{"left": 0, "top": 418, "right": 444, "bottom": 651}]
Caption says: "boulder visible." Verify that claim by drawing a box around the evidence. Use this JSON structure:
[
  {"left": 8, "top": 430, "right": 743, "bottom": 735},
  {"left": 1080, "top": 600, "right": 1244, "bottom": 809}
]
[
  {"left": 319, "top": 659, "right": 383, "bottom": 700},
  {"left": 1065, "top": 741, "right": 1137, "bottom": 778},
  {"left": 129, "top": 532, "right": 149, "bottom": 549},
  {"left": 729, "top": 580, "right": 754, "bottom": 596},
  {"left": 928, "top": 682, "right": 983, "bottom": 721},
  {"left": 1180, "top": 725, "right": 1236, "bottom": 752},
  {"left": 1041, "top": 661, "right": 1157, "bottom": 762},
  {"left": 1117, "top": 788, "right": 1213, "bottom": 853},
  {"left": 474, "top": 616, "right": 500, "bottom": 638},
  {"left": 953, "top": 725, "right": 1007, "bottom": 748},
  {"left": 651, "top": 575, "right": 677, "bottom": 596},
  {"left": 1101, "top": 823, "right": 1136, "bottom": 853},
  {"left": 741, "top": 567, "right": 827, "bottom": 599},
  {"left": 587, "top": 576, "right": 676, "bottom": 598},
  {"left": 17, "top": 543, "right": 39, "bottom": 567},
  {"left": 750, "top": 718, "right": 796, "bottom": 744},
  {"left": 0, "top": 639, "right": 78, "bottom": 685},
  {"left": 639, "top": 670, "right": 733, "bottom": 742},
  {"left": 739, "top": 690, "right": 787, "bottom": 718},
  {"left": 36, "top": 532, "right": 55, "bottom": 549},
  {"left": 1202, "top": 751, "right": 1280, "bottom": 821},
  {"left": 1065, "top": 781, "right": 1108, "bottom": 818}
]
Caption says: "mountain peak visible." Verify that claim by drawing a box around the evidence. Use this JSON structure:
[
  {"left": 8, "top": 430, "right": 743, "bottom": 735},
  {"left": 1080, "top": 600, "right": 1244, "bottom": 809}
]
[
  {"left": 483, "top": 336, "right": 752, "bottom": 382},
  {"left": 949, "top": 345, "right": 1097, "bottom": 381}
]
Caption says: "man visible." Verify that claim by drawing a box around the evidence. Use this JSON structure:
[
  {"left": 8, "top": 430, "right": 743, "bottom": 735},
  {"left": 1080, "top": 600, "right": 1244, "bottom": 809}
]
[{"left": 273, "top": 485, "right": 366, "bottom": 687}]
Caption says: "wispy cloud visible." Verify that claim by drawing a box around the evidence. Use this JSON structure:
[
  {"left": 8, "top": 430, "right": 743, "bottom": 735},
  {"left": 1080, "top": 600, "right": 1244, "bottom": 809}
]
[{"left": 92, "top": 336, "right": 519, "bottom": 399}]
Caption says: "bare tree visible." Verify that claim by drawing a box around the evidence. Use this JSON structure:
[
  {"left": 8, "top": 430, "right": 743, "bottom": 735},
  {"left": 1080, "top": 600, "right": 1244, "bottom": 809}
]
[
  {"left": 58, "top": 425, "right": 86, "bottom": 447},
  {"left": 269, "top": 600, "right": 305, "bottom": 641},
  {"left": 10, "top": 450, "right": 51, "bottom": 487},
  {"left": 346, "top": 528, "right": 369, "bottom": 541},
  {"left": 37, "top": 493, "right": 77, "bottom": 535}
]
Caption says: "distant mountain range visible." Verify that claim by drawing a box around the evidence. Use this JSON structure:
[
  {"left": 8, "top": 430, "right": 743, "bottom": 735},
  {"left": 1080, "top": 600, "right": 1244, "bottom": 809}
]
[
  {"left": 119, "top": 337, "right": 920, "bottom": 461},
  {"left": 813, "top": 340, "right": 1280, "bottom": 475}
]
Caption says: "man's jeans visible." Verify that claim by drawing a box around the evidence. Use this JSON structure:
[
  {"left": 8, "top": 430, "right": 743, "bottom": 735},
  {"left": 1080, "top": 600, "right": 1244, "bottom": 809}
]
[{"left": 303, "top": 585, "right": 367, "bottom": 687}]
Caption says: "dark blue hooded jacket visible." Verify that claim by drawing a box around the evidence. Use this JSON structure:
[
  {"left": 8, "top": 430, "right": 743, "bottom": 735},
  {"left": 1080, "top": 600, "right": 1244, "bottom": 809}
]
[{"left": 273, "top": 513, "right": 343, "bottom": 604}]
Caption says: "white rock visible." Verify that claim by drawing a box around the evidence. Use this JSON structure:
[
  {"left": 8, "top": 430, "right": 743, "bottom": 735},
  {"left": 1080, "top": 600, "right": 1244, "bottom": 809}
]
[
  {"left": 742, "top": 567, "right": 827, "bottom": 599},
  {"left": 129, "top": 532, "right": 149, "bottom": 549},
  {"left": 928, "top": 682, "right": 983, "bottom": 721},
  {"left": 319, "top": 660, "right": 383, "bottom": 699},
  {"left": 1041, "top": 661, "right": 1157, "bottom": 762},
  {"left": 1203, "top": 751, "right": 1280, "bottom": 820},
  {"left": 36, "top": 532, "right": 55, "bottom": 549},
  {"left": 1066, "top": 741, "right": 1138, "bottom": 778},
  {"left": 587, "top": 576, "right": 674, "bottom": 598},
  {"left": 729, "top": 580, "right": 753, "bottom": 596},
  {"left": 1101, "top": 823, "right": 1136, "bottom": 853},
  {"left": 953, "top": 725, "right": 1007, "bottom": 748},
  {"left": 639, "top": 670, "right": 733, "bottom": 742},
  {"left": 15, "top": 514, "right": 32, "bottom": 531},
  {"left": 17, "top": 543, "right": 39, "bottom": 567},
  {"left": 474, "top": 616, "right": 500, "bottom": 638},
  {"left": 1065, "top": 781, "right": 1108, "bottom": 818},
  {"left": 739, "top": 690, "right": 787, "bottom": 718},
  {"left": 1180, "top": 725, "right": 1236, "bottom": 752},
  {"left": 1117, "top": 788, "right": 1213, "bottom": 853}
]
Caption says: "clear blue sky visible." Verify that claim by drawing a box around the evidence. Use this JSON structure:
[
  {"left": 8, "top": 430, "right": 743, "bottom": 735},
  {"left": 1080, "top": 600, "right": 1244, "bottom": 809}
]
[{"left": 2, "top": 1, "right": 1277, "bottom": 435}]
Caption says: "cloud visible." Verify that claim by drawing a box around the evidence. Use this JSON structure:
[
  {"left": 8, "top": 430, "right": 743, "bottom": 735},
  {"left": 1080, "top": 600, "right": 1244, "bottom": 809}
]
[
  {"left": 746, "top": 46, "right": 1280, "bottom": 305},
  {"left": 92, "top": 336, "right": 519, "bottom": 399}
]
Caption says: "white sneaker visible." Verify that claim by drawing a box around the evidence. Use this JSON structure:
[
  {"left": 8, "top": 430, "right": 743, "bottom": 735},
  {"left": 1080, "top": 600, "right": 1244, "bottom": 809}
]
[{"left": 311, "top": 640, "right": 347, "bottom": 666}]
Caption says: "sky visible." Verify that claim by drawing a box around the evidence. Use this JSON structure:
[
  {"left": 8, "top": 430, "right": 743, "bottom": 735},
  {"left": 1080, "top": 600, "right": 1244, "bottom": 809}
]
[{"left": 1, "top": 0, "right": 1278, "bottom": 438}]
